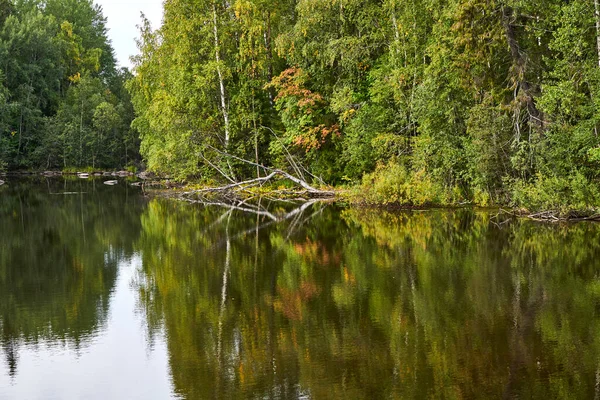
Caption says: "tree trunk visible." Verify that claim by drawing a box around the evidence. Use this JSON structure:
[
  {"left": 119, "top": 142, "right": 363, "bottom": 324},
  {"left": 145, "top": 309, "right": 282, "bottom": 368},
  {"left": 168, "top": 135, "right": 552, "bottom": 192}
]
[
  {"left": 264, "top": 11, "right": 274, "bottom": 105},
  {"left": 391, "top": 11, "right": 400, "bottom": 48},
  {"left": 595, "top": 0, "right": 600, "bottom": 67},
  {"left": 213, "top": 2, "right": 231, "bottom": 149},
  {"left": 501, "top": 6, "right": 542, "bottom": 127}
]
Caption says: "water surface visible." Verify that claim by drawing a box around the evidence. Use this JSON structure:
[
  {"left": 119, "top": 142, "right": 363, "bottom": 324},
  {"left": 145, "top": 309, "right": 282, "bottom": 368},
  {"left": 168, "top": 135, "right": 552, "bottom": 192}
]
[{"left": 1, "top": 178, "right": 600, "bottom": 399}]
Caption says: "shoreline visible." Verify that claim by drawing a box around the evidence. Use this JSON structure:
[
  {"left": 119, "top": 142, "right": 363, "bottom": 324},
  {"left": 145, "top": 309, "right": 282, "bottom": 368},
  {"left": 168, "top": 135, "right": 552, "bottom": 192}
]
[
  {"left": 147, "top": 183, "right": 600, "bottom": 223},
  {"left": 1, "top": 170, "right": 137, "bottom": 177},
  {"left": 4, "top": 173, "right": 598, "bottom": 222}
]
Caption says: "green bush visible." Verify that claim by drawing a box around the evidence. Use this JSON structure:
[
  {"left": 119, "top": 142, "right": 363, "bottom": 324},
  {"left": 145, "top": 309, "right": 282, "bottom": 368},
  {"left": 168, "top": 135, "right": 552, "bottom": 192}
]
[
  {"left": 353, "top": 162, "right": 448, "bottom": 206},
  {"left": 511, "top": 172, "right": 600, "bottom": 212}
]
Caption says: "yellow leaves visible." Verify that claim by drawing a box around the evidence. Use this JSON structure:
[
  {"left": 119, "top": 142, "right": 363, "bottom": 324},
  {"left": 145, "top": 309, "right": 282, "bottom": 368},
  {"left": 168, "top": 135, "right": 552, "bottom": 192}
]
[
  {"left": 10, "top": 131, "right": 16, "bottom": 137},
  {"left": 68, "top": 72, "right": 81, "bottom": 83},
  {"left": 357, "top": 61, "right": 369, "bottom": 71},
  {"left": 340, "top": 108, "right": 356, "bottom": 124},
  {"left": 60, "top": 21, "right": 74, "bottom": 37}
]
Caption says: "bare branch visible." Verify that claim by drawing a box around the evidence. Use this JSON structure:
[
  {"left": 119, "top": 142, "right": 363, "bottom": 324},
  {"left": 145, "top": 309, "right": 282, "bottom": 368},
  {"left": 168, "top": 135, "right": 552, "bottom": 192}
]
[{"left": 198, "top": 146, "right": 335, "bottom": 197}]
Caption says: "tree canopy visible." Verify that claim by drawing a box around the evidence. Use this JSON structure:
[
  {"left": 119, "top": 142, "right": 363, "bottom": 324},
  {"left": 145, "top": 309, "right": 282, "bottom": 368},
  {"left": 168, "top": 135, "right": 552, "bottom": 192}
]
[
  {"left": 129, "top": 0, "right": 600, "bottom": 208},
  {"left": 0, "top": 0, "right": 137, "bottom": 170},
  {"left": 3, "top": 0, "right": 600, "bottom": 207}
]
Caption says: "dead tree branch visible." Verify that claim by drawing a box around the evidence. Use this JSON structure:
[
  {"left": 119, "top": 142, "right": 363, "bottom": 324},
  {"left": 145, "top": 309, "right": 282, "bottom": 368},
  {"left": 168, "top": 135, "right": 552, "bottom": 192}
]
[{"left": 187, "top": 149, "right": 335, "bottom": 199}]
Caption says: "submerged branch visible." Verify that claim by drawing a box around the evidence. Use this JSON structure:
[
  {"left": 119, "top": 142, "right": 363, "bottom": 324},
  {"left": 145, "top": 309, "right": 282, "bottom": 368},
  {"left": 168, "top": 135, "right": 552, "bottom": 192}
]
[{"left": 495, "top": 208, "right": 600, "bottom": 222}]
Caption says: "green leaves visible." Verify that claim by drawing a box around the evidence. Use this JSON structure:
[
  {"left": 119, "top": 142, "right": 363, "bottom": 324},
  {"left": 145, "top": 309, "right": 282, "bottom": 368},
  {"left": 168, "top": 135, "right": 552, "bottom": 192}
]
[
  {"left": 0, "top": 0, "right": 136, "bottom": 170},
  {"left": 130, "top": 0, "right": 600, "bottom": 209}
]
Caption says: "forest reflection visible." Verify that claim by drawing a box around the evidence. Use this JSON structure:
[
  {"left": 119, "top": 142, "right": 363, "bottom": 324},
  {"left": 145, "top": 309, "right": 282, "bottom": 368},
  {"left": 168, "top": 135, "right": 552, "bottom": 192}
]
[
  {"left": 3, "top": 181, "right": 600, "bottom": 399},
  {"left": 134, "top": 201, "right": 600, "bottom": 399},
  {"left": 0, "top": 178, "right": 144, "bottom": 378}
]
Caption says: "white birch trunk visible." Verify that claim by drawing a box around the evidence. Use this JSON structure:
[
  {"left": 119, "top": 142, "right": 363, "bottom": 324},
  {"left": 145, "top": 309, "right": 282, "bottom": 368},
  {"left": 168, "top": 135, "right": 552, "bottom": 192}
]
[
  {"left": 595, "top": 0, "right": 600, "bottom": 67},
  {"left": 392, "top": 12, "right": 400, "bottom": 45},
  {"left": 213, "top": 2, "right": 231, "bottom": 148}
]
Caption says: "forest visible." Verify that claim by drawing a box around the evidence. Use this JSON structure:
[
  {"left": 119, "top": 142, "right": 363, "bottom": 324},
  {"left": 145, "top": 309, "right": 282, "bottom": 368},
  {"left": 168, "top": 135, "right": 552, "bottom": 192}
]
[
  {"left": 0, "top": 0, "right": 136, "bottom": 171},
  {"left": 129, "top": 0, "right": 600, "bottom": 210},
  {"left": 4, "top": 0, "right": 600, "bottom": 209}
]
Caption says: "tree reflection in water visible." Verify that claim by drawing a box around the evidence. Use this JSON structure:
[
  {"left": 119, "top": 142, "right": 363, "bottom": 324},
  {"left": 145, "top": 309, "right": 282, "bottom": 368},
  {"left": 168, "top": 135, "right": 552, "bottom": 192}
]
[
  {"left": 3, "top": 182, "right": 600, "bottom": 399},
  {"left": 134, "top": 201, "right": 600, "bottom": 399},
  {"left": 0, "top": 178, "right": 144, "bottom": 378}
]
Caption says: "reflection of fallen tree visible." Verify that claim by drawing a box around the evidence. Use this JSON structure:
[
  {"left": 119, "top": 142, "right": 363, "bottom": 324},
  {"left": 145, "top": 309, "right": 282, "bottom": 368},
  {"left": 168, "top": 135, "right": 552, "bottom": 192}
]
[
  {"left": 495, "top": 208, "right": 600, "bottom": 222},
  {"left": 184, "top": 197, "right": 330, "bottom": 246},
  {"left": 183, "top": 197, "right": 322, "bottom": 222}
]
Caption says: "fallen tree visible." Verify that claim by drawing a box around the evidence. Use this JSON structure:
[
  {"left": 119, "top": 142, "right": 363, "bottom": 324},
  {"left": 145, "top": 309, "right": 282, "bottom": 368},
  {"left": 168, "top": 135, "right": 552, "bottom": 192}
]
[
  {"left": 180, "top": 169, "right": 334, "bottom": 199},
  {"left": 178, "top": 146, "right": 335, "bottom": 202}
]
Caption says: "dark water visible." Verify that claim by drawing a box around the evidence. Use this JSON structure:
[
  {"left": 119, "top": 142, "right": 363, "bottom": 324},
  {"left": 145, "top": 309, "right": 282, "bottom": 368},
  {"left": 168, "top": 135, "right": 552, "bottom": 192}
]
[{"left": 1, "top": 179, "right": 600, "bottom": 399}]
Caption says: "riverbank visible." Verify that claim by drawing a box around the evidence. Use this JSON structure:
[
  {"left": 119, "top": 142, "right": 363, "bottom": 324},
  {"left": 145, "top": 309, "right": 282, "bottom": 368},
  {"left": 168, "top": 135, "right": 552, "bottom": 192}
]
[
  {"left": 143, "top": 180, "right": 600, "bottom": 223},
  {"left": 1, "top": 170, "right": 138, "bottom": 178},
  {"left": 4, "top": 171, "right": 598, "bottom": 222}
]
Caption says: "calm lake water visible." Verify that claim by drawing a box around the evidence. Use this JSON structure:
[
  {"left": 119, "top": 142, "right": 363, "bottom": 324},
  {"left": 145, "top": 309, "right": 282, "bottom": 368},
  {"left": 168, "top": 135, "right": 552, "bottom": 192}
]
[{"left": 1, "top": 178, "right": 600, "bottom": 399}]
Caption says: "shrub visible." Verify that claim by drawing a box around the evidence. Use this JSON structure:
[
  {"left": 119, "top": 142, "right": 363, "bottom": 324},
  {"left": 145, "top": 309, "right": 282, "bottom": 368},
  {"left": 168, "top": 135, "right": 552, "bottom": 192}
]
[
  {"left": 353, "top": 162, "right": 447, "bottom": 206},
  {"left": 511, "top": 172, "right": 600, "bottom": 212}
]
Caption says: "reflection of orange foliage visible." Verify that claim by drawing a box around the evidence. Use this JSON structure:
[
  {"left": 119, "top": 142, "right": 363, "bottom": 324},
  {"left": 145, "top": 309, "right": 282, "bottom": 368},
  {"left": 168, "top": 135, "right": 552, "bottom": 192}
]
[
  {"left": 300, "top": 281, "right": 320, "bottom": 298},
  {"left": 273, "top": 281, "right": 321, "bottom": 321},
  {"left": 343, "top": 267, "right": 356, "bottom": 284},
  {"left": 293, "top": 238, "right": 341, "bottom": 267},
  {"left": 239, "top": 362, "right": 246, "bottom": 385}
]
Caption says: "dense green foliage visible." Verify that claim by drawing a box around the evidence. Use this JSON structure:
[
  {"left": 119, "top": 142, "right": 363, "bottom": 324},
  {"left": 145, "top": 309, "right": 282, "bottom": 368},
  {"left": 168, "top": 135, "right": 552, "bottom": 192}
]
[
  {"left": 130, "top": 0, "right": 600, "bottom": 209},
  {"left": 0, "top": 0, "right": 137, "bottom": 170}
]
